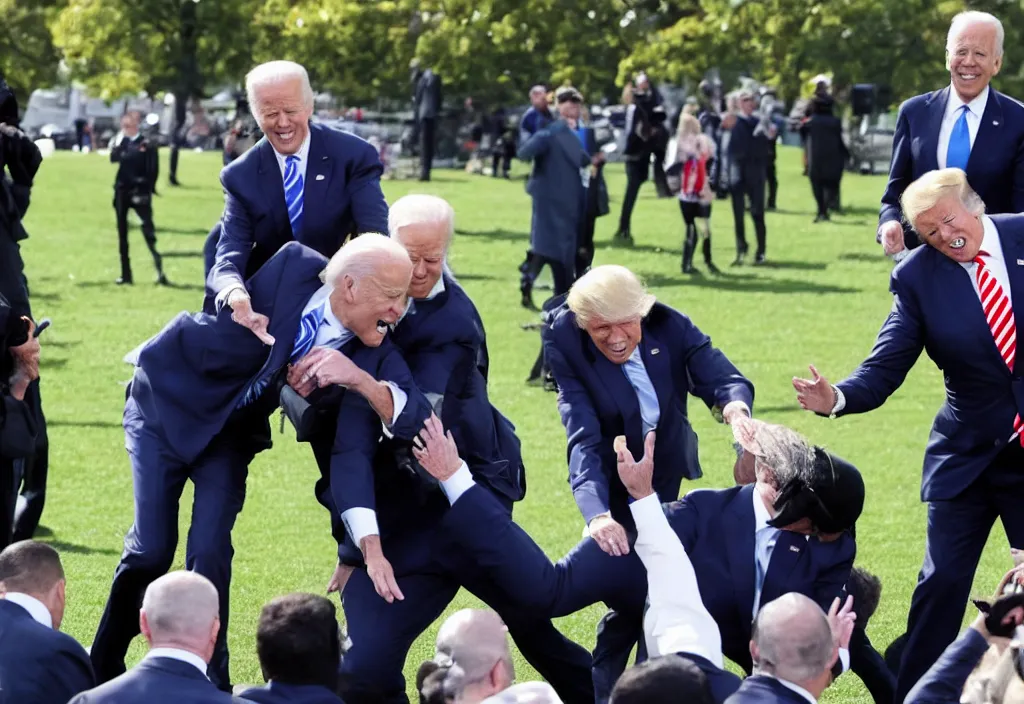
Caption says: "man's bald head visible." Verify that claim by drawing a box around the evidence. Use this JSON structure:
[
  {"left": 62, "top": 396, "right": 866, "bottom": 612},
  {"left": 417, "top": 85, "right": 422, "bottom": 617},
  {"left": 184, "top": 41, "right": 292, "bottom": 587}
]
[
  {"left": 752, "top": 593, "right": 836, "bottom": 685},
  {"left": 140, "top": 571, "right": 220, "bottom": 661},
  {"left": 435, "top": 609, "right": 514, "bottom": 694}
]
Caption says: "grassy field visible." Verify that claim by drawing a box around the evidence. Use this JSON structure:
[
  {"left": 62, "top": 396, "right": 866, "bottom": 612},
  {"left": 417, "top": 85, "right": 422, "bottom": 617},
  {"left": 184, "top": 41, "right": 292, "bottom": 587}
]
[{"left": 17, "top": 145, "right": 1014, "bottom": 702}]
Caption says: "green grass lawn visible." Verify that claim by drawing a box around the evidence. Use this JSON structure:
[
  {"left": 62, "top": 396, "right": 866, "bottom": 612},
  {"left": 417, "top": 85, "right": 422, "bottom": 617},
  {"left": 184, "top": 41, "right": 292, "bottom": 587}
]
[{"left": 18, "top": 146, "right": 1013, "bottom": 702}]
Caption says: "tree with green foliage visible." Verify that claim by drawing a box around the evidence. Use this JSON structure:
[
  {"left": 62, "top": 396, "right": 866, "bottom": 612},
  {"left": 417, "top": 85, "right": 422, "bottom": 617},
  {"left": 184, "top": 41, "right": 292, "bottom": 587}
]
[{"left": 0, "top": 0, "right": 66, "bottom": 108}]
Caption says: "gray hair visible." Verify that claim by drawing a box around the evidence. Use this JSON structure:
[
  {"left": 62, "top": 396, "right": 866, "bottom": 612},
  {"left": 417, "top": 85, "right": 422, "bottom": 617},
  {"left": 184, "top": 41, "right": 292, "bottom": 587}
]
[
  {"left": 435, "top": 609, "right": 513, "bottom": 688},
  {"left": 323, "top": 232, "right": 411, "bottom": 292},
  {"left": 246, "top": 60, "right": 314, "bottom": 116},
  {"left": 388, "top": 194, "right": 455, "bottom": 252},
  {"left": 947, "top": 11, "right": 1004, "bottom": 57},
  {"left": 753, "top": 593, "right": 835, "bottom": 683},
  {"left": 749, "top": 422, "right": 816, "bottom": 489},
  {"left": 141, "top": 571, "right": 219, "bottom": 645},
  {"left": 529, "top": 85, "right": 547, "bottom": 98},
  {"left": 901, "top": 168, "right": 986, "bottom": 233},
  {"left": 567, "top": 265, "right": 656, "bottom": 328}
]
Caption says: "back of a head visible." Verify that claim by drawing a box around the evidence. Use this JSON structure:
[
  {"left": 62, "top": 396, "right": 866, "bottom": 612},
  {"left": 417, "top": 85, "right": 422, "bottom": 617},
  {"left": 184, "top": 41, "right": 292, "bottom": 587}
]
[
  {"left": 0, "top": 540, "right": 64, "bottom": 597},
  {"left": 257, "top": 593, "right": 340, "bottom": 689},
  {"left": 142, "top": 571, "right": 219, "bottom": 649},
  {"left": 753, "top": 593, "right": 835, "bottom": 684},
  {"left": 435, "top": 609, "right": 513, "bottom": 691},
  {"left": 609, "top": 657, "right": 713, "bottom": 704}
]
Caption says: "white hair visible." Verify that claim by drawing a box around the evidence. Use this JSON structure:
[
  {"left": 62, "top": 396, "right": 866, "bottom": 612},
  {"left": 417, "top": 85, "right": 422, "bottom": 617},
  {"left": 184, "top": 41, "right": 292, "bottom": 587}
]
[
  {"left": 947, "top": 11, "right": 1004, "bottom": 57},
  {"left": 388, "top": 194, "right": 455, "bottom": 252},
  {"left": 901, "top": 168, "right": 985, "bottom": 232},
  {"left": 246, "top": 60, "right": 314, "bottom": 116},
  {"left": 749, "top": 422, "right": 816, "bottom": 489},
  {"left": 567, "top": 265, "right": 656, "bottom": 328},
  {"left": 142, "top": 571, "right": 218, "bottom": 645},
  {"left": 323, "top": 232, "right": 411, "bottom": 292},
  {"left": 436, "top": 609, "right": 513, "bottom": 686},
  {"left": 754, "top": 593, "right": 835, "bottom": 683}
]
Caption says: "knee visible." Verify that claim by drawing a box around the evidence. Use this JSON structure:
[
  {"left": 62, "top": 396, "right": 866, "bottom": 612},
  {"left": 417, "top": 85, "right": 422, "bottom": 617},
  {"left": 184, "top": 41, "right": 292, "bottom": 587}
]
[
  {"left": 187, "top": 525, "right": 235, "bottom": 568},
  {"left": 121, "top": 531, "right": 175, "bottom": 574}
]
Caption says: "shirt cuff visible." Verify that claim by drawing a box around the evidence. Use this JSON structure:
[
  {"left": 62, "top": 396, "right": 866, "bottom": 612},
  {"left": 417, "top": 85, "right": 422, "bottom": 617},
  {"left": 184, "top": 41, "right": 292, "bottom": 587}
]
[
  {"left": 379, "top": 382, "right": 408, "bottom": 438},
  {"left": 830, "top": 386, "right": 846, "bottom": 416},
  {"left": 341, "top": 508, "right": 379, "bottom": 547},
  {"left": 628, "top": 493, "right": 663, "bottom": 530},
  {"left": 440, "top": 461, "right": 475, "bottom": 505},
  {"left": 839, "top": 647, "right": 850, "bottom": 673},
  {"left": 721, "top": 400, "right": 751, "bottom": 423},
  {"left": 216, "top": 284, "right": 247, "bottom": 311}
]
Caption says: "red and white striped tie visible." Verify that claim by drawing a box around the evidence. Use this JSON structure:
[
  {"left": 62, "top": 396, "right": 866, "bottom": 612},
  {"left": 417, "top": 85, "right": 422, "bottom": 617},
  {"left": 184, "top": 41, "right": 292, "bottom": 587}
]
[{"left": 974, "top": 252, "right": 1024, "bottom": 444}]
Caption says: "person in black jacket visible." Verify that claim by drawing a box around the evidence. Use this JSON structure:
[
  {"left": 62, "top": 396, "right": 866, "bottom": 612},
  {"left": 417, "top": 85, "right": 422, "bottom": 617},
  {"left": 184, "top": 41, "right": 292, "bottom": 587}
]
[
  {"left": 725, "top": 90, "right": 775, "bottom": 265},
  {"left": 801, "top": 97, "right": 848, "bottom": 222},
  {"left": 111, "top": 111, "right": 166, "bottom": 286}
]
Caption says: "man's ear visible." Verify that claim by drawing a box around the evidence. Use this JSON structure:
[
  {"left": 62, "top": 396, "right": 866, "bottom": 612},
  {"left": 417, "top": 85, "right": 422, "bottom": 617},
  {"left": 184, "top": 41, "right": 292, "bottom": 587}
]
[
  {"left": 140, "top": 610, "right": 152, "bottom": 641},
  {"left": 749, "top": 640, "right": 760, "bottom": 666}
]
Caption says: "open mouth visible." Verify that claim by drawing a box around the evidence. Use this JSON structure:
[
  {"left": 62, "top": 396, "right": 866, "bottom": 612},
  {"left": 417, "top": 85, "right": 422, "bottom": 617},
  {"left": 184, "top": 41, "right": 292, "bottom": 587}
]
[
  {"left": 958, "top": 73, "right": 979, "bottom": 81},
  {"left": 949, "top": 237, "right": 966, "bottom": 250},
  {"left": 276, "top": 129, "right": 296, "bottom": 142},
  {"left": 376, "top": 320, "right": 389, "bottom": 334}
]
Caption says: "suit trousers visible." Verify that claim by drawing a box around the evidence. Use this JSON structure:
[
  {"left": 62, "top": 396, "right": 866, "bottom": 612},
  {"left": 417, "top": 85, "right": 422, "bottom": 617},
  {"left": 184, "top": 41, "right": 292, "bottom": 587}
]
[
  {"left": 894, "top": 442, "right": 1024, "bottom": 702},
  {"left": 766, "top": 155, "right": 778, "bottom": 208},
  {"left": 91, "top": 399, "right": 252, "bottom": 690},
  {"left": 729, "top": 161, "right": 767, "bottom": 257},
  {"left": 811, "top": 178, "right": 840, "bottom": 218},
  {"left": 618, "top": 159, "right": 649, "bottom": 235},
  {"left": 419, "top": 118, "right": 437, "bottom": 181},
  {"left": 113, "top": 189, "right": 162, "bottom": 280},
  {"left": 12, "top": 377, "right": 48, "bottom": 541}
]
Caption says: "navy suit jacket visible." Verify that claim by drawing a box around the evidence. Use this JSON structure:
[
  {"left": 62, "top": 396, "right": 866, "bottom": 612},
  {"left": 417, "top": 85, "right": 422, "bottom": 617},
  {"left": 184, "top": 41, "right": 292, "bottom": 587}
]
[
  {"left": 125, "top": 241, "right": 427, "bottom": 466},
  {"left": 330, "top": 275, "right": 523, "bottom": 574},
  {"left": 724, "top": 675, "right": 811, "bottom": 704},
  {"left": 209, "top": 122, "right": 389, "bottom": 306},
  {"left": 0, "top": 599, "right": 95, "bottom": 704},
  {"left": 903, "top": 628, "right": 989, "bottom": 704},
  {"left": 68, "top": 657, "right": 236, "bottom": 704},
  {"left": 836, "top": 214, "right": 1024, "bottom": 501},
  {"left": 543, "top": 301, "right": 754, "bottom": 527},
  {"left": 239, "top": 681, "right": 345, "bottom": 704},
  {"left": 879, "top": 86, "right": 1024, "bottom": 249},
  {"left": 440, "top": 484, "right": 853, "bottom": 673}
]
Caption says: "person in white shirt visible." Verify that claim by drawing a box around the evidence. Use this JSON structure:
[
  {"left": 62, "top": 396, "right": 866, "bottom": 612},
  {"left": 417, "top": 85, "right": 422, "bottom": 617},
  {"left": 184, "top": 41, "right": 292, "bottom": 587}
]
[{"left": 71, "top": 571, "right": 236, "bottom": 704}]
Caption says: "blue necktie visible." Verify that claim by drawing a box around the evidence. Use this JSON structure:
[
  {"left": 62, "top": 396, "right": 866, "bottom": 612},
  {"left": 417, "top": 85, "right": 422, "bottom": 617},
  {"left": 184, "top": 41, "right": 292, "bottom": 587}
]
[
  {"left": 946, "top": 105, "right": 971, "bottom": 171},
  {"left": 238, "top": 304, "right": 324, "bottom": 407},
  {"left": 284, "top": 155, "right": 304, "bottom": 237},
  {"left": 622, "top": 353, "right": 660, "bottom": 436}
]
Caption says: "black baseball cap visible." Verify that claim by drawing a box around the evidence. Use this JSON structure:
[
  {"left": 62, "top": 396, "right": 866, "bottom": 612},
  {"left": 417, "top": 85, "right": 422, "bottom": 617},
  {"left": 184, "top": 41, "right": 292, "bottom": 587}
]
[{"left": 768, "top": 447, "right": 864, "bottom": 534}]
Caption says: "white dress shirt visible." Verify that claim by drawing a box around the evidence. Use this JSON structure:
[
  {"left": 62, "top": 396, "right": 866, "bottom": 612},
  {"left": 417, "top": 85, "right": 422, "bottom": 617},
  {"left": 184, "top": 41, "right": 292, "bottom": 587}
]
[
  {"left": 936, "top": 85, "right": 988, "bottom": 170},
  {"left": 144, "top": 647, "right": 209, "bottom": 677},
  {"left": 832, "top": 214, "right": 1010, "bottom": 416},
  {"left": 3, "top": 592, "right": 53, "bottom": 628},
  {"left": 630, "top": 493, "right": 724, "bottom": 667}
]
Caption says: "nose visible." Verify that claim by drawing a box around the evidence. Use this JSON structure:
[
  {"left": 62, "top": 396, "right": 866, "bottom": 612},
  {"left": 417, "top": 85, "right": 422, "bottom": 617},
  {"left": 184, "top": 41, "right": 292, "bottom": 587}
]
[{"left": 413, "top": 260, "right": 427, "bottom": 279}]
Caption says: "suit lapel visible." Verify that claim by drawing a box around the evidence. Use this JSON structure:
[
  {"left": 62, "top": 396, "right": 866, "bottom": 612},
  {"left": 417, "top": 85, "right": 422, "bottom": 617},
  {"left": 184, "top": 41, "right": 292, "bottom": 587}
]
[
  {"left": 760, "top": 531, "right": 806, "bottom": 609},
  {"left": 302, "top": 123, "right": 332, "bottom": 244},
  {"left": 967, "top": 90, "right": 1004, "bottom": 176},
  {"left": 588, "top": 338, "right": 644, "bottom": 454},
  {"left": 257, "top": 139, "right": 289, "bottom": 238},
  {"left": 640, "top": 328, "right": 672, "bottom": 424},
  {"left": 922, "top": 87, "right": 950, "bottom": 173},
  {"left": 934, "top": 250, "right": 1010, "bottom": 374},
  {"left": 724, "top": 486, "right": 757, "bottom": 626},
  {"left": 994, "top": 217, "right": 1024, "bottom": 376}
]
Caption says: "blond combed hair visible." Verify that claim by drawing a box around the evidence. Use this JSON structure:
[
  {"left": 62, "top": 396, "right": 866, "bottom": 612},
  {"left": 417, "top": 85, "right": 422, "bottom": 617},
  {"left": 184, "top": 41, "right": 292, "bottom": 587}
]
[
  {"left": 567, "top": 265, "right": 656, "bottom": 328},
  {"left": 676, "top": 113, "right": 701, "bottom": 140},
  {"left": 900, "top": 168, "right": 985, "bottom": 233}
]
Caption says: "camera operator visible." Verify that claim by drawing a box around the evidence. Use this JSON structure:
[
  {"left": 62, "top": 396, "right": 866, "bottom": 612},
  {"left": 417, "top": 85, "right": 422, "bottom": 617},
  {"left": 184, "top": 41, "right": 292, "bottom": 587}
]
[
  {"left": 0, "top": 75, "right": 50, "bottom": 546},
  {"left": 110, "top": 111, "right": 166, "bottom": 286}
]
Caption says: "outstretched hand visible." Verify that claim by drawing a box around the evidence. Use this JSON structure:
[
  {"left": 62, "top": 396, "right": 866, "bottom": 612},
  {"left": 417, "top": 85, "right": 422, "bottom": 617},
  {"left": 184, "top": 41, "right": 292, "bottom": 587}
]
[
  {"left": 793, "top": 364, "right": 836, "bottom": 415},
  {"left": 827, "top": 594, "right": 857, "bottom": 651},
  {"left": 615, "top": 431, "right": 655, "bottom": 501}
]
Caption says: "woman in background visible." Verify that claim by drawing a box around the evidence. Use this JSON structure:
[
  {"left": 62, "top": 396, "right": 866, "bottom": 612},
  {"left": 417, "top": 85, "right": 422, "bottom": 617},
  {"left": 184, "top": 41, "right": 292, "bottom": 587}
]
[{"left": 668, "top": 114, "right": 719, "bottom": 274}]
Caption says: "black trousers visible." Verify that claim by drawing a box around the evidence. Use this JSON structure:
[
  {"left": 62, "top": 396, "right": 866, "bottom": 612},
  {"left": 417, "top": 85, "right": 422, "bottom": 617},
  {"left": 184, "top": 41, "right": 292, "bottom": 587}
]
[
  {"left": 811, "top": 178, "right": 840, "bottom": 217},
  {"left": 114, "top": 189, "right": 162, "bottom": 280},
  {"left": 679, "top": 201, "right": 713, "bottom": 270},
  {"left": 766, "top": 155, "right": 778, "bottom": 207},
  {"left": 618, "top": 159, "right": 649, "bottom": 235},
  {"left": 12, "top": 378, "right": 47, "bottom": 541},
  {"left": 492, "top": 148, "right": 512, "bottom": 178},
  {"left": 729, "top": 161, "right": 767, "bottom": 257},
  {"left": 652, "top": 147, "right": 670, "bottom": 197},
  {"left": 0, "top": 455, "right": 21, "bottom": 551},
  {"left": 418, "top": 118, "right": 436, "bottom": 181}
]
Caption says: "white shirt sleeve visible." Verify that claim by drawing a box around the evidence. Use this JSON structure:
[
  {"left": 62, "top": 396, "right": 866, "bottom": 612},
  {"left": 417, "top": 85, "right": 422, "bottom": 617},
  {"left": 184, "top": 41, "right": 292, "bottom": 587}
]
[
  {"left": 839, "top": 647, "right": 850, "bottom": 673},
  {"left": 629, "top": 494, "right": 725, "bottom": 668},
  {"left": 721, "top": 400, "right": 751, "bottom": 422},
  {"left": 830, "top": 385, "right": 846, "bottom": 415},
  {"left": 379, "top": 382, "right": 408, "bottom": 439},
  {"left": 439, "top": 462, "right": 475, "bottom": 505},
  {"left": 341, "top": 508, "right": 379, "bottom": 547},
  {"left": 215, "top": 284, "right": 248, "bottom": 311}
]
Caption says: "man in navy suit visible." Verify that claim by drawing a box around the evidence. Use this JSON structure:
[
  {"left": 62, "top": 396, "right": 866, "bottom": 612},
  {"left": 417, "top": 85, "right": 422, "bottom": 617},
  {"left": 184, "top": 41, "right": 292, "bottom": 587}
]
[
  {"left": 89, "top": 235, "right": 430, "bottom": 691},
  {"left": 542, "top": 264, "right": 754, "bottom": 697},
  {"left": 72, "top": 572, "right": 244, "bottom": 704},
  {"left": 310, "top": 197, "right": 593, "bottom": 703},
  {"left": 411, "top": 415, "right": 860, "bottom": 702},
  {"left": 0, "top": 540, "right": 95, "bottom": 703},
  {"left": 207, "top": 60, "right": 389, "bottom": 329},
  {"left": 877, "top": 11, "right": 1024, "bottom": 256},
  {"left": 238, "top": 593, "right": 345, "bottom": 704},
  {"left": 795, "top": 168, "right": 1024, "bottom": 700}
]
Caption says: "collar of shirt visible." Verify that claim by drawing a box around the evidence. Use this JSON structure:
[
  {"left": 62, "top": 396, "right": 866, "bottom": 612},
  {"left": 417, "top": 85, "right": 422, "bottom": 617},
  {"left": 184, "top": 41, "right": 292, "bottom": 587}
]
[
  {"left": 399, "top": 275, "right": 447, "bottom": 324},
  {"left": 3, "top": 592, "right": 53, "bottom": 629},
  {"left": 272, "top": 128, "right": 312, "bottom": 182},
  {"left": 946, "top": 84, "right": 989, "bottom": 120},
  {"left": 771, "top": 676, "right": 817, "bottom": 704},
  {"left": 304, "top": 284, "right": 353, "bottom": 348},
  {"left": 145, "top": 647, "right": 209, "bottom": 677},
  {"left": 960, "top": 215, "right": 1006, "bottom": 272}
]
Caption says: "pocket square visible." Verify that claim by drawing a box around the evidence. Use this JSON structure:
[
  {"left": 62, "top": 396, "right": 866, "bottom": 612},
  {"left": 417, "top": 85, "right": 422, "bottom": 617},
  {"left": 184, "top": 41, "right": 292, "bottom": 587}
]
[
  {"left": 315, "top": 174, "right": 325, "bottom": 181},
  {"left": 1017, "top": 259, "right": 1024, "bottom": 266},
  {"left": 789, "top": 544, "right": 801, "bottom": 552}
]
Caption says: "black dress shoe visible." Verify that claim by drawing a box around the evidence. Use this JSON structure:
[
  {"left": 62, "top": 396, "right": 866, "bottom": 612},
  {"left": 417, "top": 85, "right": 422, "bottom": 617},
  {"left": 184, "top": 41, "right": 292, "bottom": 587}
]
[
  {"left": 753, "top": 254, "right": 766, "bottom": 265},
  {"left": 706, "top": 261, "right": 721, "bottom": 275},
  {"left": 612, "top": 229, "right": 633, "bottom": 245},
  {"left": 156, "top": 273, "right": 170, "bottom": 286},
  {"left": 731, "top": 250, "right": 746, "bottom": 267},
  {"left": 521, "top": 290, "right": 537, "bottom": 311},
  {"left": 116, "top": 276, "right": 133, "bottom": 285}
]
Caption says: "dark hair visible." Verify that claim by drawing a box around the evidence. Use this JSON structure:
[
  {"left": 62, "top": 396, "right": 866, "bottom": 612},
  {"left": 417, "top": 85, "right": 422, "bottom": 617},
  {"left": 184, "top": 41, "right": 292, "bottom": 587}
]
[
  {"left": 256, "top": 593, "right": 340, "bottom": 689},
  {"left": 0, "top": 541, "right": 64, "bottom": 595},
  {"left": 610, "top": 656, "right": 714, "bottom": 704},
  {"left": 417, "top": 660, "right": 458, "bottom": 704}
]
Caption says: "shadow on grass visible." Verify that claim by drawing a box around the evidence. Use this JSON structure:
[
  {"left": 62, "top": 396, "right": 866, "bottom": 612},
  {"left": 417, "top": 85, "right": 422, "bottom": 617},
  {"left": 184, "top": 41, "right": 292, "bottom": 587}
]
[
  {"left": 29, "top": 291, "right": 63, "bottom": 303},
  {"left": 752, "top": 260, "right": 827, "bottom": 271},
  {"left": 43, "top": 340, "right": 80, "bottom": 349},
  {"left": 49, "top": 419, "right": 122, "bottom": 429},
  {"left": 751, "top": 404, "right": 804, "bottom": 415},
  {"left": 638, "top": 271, "right": 860, "bottom": 295},
  {"left": 452, "top": 272, "right": 497, "bottom": 281},
  {"left": 455, "top": 228, "right": 527, "bottom": 243},
  {"left": 39, "top": 357, "right": 68, "bottom": 370},
  {"left": 45, "top": 539, "right": 120, "bottom": 556},
  {"left": 162, "top": 251, "right": 203, "bottom": 259},
  {"left": 158, "top": 226, "right": 212, "bottom": 236},
  {"left": 839, "top": 252, "right": 888, "bottom": 263}
]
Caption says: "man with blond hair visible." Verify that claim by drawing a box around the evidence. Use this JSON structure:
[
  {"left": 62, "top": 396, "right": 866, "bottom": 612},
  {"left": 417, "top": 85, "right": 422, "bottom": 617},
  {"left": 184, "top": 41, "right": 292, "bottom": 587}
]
[
  {"left": 90, "top": 235, "right": 430, "bottom": 691},
  {"left": 795, "top": 167, "right": 1024, "bottom": 698},
  {"left": 206, "top": 59, "right": 388, "bottom": 322},
  {"left": 878, "top": 11, "right": 1024, "bottom": 256}
]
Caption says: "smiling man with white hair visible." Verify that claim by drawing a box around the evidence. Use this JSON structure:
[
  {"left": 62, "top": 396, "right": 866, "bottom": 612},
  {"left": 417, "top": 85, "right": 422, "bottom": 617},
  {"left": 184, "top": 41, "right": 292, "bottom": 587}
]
[
  {"left": 89, "top": 236, "right": 431, "bottom": 692},
  {"left": 206, "top": 59, "right": 389, "bottom": 334},
  {"left": 877, "top": 10, "right": 1024, "bottom": 257}
]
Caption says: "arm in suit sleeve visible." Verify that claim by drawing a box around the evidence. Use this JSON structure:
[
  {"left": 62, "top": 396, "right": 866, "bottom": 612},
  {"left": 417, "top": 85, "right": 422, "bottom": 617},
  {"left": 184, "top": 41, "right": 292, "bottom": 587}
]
[
  {"left": 405, "top": 340, "right": 476, "bottom": 417},
  {"left": 904, "top": 628, "right": 990, "bottom": 704},
  {"left": 208, "top": 169, "right": 256, "bottom": 307},
  {"left": 330, "top": 391, "right": 385, "bottom": 551},
  {"left": 54, "top": 641, "right": 97, "bottom": 703},
  {"left": 879, "top": 105, "right": 911, "bottom": 228},
  {"left": 678, "top": 317, "right": 755, "bottom": 418},
  {"left": 345, "top": 141, "right": 388, "bottom": 234},
  {"left": 544, "top": 336, "right": 612, "bottom": 524},
  {"left": 517, "top": 126, "right": 552, "bottom": 161},
  {"left": 835, "top": 271, "right": 925, "bottom": 416}
]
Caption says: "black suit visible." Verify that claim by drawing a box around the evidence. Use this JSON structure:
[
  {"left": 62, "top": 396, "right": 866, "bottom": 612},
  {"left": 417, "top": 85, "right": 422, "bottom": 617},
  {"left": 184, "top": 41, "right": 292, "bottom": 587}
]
[
  {"left": 0, "top": 599, "right": 95, "bottom": 704},
  {"left": 110, "top": 133, "right": 163, "bottom": 282},
  {"left": 724, "top": 675, "right": 812, "bottom": 704},
  {"left": 802, "top": 113, "right": 848, "bottom": 219},
  {"left": 726, "top": 115, "right": 771, "bottom": 259},
  {"left": 413, "top": 69, "right": 443, "bottom": 181},
  {"left": 70, "top": 656, "right": 238, "bottom": 704}
]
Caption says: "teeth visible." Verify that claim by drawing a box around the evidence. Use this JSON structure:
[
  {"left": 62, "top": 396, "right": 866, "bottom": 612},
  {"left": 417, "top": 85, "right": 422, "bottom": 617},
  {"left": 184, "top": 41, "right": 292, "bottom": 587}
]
[
  {"left": 951, "top": 238, "right": 965, "bottom": 248},
  {"left": 376, "top": 320, "right": 388, "bottom": 334}
]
